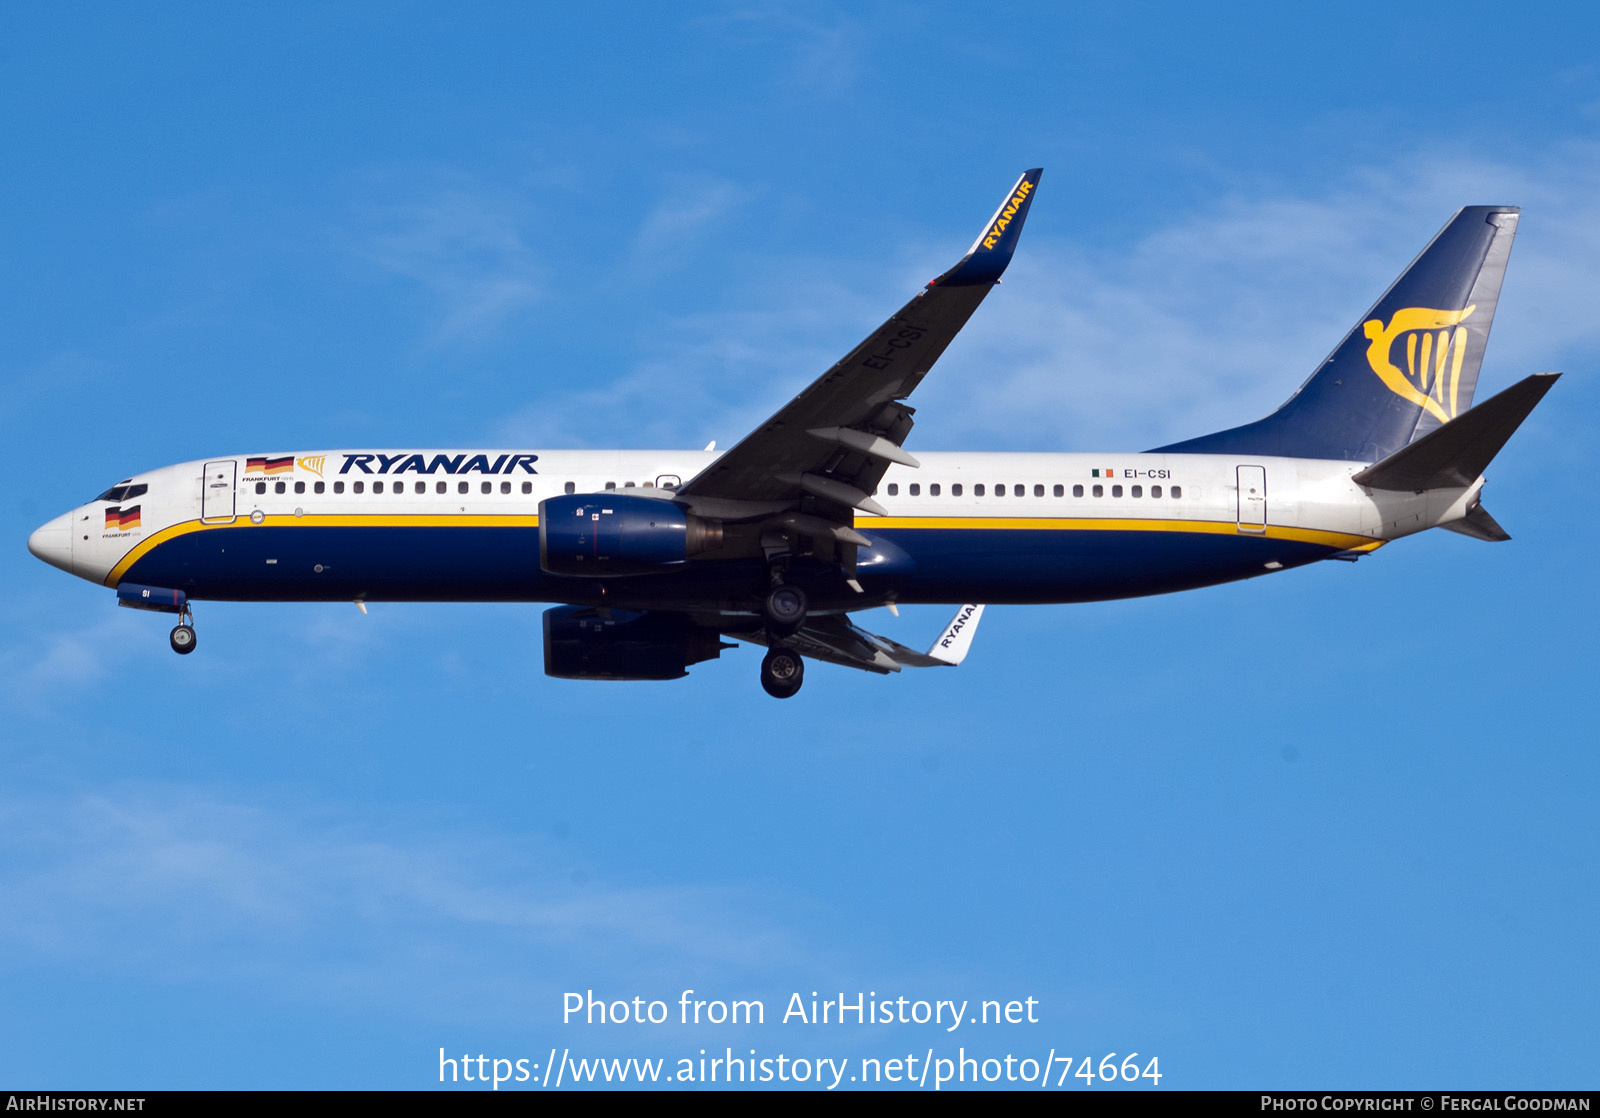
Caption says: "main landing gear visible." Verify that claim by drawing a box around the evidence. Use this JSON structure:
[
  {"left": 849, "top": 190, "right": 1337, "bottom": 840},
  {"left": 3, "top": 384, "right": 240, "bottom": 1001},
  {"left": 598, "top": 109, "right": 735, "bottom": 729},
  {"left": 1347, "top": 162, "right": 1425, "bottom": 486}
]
[
  {"left": 762, "top": 583, "right": 807, "bottom": 637},
  {"left": 758, "top": 561, "right": 808, "bottom": 697},
  {"left": 169, "top": 604, "right": 197, "bottom": 655},
  {"left": 760, "top": 646, "right": 804, "bottom": 699}
]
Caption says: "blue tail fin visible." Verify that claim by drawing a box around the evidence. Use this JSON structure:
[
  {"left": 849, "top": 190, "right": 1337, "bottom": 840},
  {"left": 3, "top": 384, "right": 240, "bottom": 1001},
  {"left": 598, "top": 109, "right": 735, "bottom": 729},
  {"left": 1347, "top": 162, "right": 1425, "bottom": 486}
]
[{"left": 1155, "top": 206, "right": 1520, "bottom": 462}]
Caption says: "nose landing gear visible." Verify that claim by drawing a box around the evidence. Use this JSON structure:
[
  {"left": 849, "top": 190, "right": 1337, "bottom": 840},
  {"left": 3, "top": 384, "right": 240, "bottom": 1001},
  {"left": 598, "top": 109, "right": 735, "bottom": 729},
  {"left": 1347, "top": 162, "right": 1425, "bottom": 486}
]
[{"left": 169, "top": 604, "right": 197, "bottom": 655}]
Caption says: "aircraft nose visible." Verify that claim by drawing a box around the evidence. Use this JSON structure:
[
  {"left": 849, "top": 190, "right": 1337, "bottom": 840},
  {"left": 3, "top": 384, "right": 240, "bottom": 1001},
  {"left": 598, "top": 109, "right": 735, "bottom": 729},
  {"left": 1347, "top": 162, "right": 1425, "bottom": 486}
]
[{"left": 27, "top": 512, "right": 74, "bottom": 573}]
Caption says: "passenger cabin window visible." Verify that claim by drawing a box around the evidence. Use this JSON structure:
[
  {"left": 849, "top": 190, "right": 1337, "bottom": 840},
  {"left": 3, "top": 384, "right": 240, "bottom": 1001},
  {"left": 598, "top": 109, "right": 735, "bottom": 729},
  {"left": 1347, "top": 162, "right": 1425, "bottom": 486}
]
[
  {"left": 255, "top": 481, "right": 266, "bottom": 495},
  {"left": 395, "top": 484, "right": 405, "bottom": 497},
  {"left": 436, "top": 481, "right": 447, "bottom": 494},
  {"left": 295, "top": 481, "right": 306, "bottom": 494},
  {"left": 909, "top": 483, "right": 920, "bottom": 496},
  {"left": 1035, "top": 484, "right": 1045, "bottom": 497},
  {"left": 413, "top": 481, "right": 424, "bottom": 494},
  {"left": 605, "top": 481, "right": 616, "bottom": 490},
  {"left": 1152, "top": 485, "right": 1162, "bottom": 498},
  {"left": 974, "top": 484, "right": 984, "bottom": 496},
  {"left": 887, "top": 483, "right": 898, "bottom": 496},
  {"left": 458, "top": 481, "right": 468, "bottom": 494},
  {"left": 1112, "top": 485, "right": 1123, "bottom": 497},
  {"left": 1072, "top": 484, "right": 1084, "bottom": 497},
  {"left": 334, "top": 481, "right": 345, "bottom": 494},
  {"left": 1092, "top": 485, "right": 1103, "bottom": 497},
  {"left": 274, "top": 481, "right": 286, "bottom": 494},
  {"left": 564, "top": 481, "right": 575, "bottom": 494},
  {"left": 1171, "top": 485, "right": 1183, "bottom": 498},
  {"left": 481, "top": 482, "right": 492, "bottom": 494},
  {"left": 522, "top": 481, "right": 533, "bottom": 494},
  {"left": 930, "top": 483, "right": 940, "bottom": 496},
  {"left": 994, "top": 483, "right": 1004, "bottom": 496},
  {"left": 1053, "top": 484, "right": 1064, "bottom": 497},
  {"left": 952, "top": 483, "right": 963, "bottom": 496},
  {"left": 500, "top": 481, "right": 511, "bottom": 494},
  {"left": 624, "top": 481, "right": 635, "bottom": 488},
  {"left": 314, "top": 481, "right": 324, "bottom": 494},
  {"left": 1131, "top": 485, "right": 1142, "bottom": 498},
  {"left": 353, "top": 481, "right": 364, "bottom": 494},
  {"left": 1016, "top": 484, "right": 1026, "bottom": 497}
]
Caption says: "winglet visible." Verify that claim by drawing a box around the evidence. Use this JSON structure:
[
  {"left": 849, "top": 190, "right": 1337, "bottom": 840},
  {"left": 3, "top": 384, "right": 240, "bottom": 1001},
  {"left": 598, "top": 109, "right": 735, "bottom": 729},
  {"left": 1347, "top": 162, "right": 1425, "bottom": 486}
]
[
  {"left": 933, "top": 169, "right": 1042, "bottom": 287},
  {"left": 926, "top": 604, "right": 985, "bottom": 665}
]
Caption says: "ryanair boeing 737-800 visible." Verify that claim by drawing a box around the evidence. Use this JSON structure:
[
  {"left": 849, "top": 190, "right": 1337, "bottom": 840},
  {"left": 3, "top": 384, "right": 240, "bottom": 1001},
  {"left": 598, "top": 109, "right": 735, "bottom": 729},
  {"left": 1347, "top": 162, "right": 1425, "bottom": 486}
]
[{"left": 26, "top": 170, "right": 1558, "bottom": 697}]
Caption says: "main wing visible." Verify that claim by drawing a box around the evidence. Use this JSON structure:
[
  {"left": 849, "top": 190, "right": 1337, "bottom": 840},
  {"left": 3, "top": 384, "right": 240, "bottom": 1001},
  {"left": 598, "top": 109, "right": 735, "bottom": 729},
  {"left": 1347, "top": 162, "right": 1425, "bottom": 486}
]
[{"left": 675, "top": 169, "right": 1042, "bottom": 527}]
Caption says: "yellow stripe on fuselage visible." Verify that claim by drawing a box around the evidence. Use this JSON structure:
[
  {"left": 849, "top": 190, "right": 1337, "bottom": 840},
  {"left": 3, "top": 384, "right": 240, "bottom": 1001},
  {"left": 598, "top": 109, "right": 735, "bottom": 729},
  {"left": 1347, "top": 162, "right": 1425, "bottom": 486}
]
[{"left": 860, "top": 515, "right": 1382, "bottom": 552}]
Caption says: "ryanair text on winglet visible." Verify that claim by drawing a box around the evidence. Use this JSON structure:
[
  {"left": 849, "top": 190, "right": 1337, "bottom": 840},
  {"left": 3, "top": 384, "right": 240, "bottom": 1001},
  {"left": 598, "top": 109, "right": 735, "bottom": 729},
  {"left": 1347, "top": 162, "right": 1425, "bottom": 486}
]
[{"left": 981, "top": 179, "right": 1034, "bottom": 250}]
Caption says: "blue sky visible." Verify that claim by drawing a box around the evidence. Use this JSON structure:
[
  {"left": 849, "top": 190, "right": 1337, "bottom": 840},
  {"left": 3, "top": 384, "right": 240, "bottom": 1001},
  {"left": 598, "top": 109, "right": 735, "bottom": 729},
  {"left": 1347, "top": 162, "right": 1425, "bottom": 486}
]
[{"left": 3, "top": 1, "right": 1597, "bottom": 1090}]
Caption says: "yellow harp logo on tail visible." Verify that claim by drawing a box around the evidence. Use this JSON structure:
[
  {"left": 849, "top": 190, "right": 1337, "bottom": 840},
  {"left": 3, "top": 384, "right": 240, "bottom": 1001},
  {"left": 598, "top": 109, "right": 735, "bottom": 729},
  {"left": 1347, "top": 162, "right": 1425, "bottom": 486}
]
[{"left": 1362, "top": 306, "right": 1476, "bottom": 424}]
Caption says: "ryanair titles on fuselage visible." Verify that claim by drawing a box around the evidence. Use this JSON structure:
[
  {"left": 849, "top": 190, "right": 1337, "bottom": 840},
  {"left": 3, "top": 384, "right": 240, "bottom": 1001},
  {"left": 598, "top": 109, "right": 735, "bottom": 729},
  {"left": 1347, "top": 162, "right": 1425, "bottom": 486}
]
[{"left": 318, "top": 452, "right": 541, "bottom": 476}]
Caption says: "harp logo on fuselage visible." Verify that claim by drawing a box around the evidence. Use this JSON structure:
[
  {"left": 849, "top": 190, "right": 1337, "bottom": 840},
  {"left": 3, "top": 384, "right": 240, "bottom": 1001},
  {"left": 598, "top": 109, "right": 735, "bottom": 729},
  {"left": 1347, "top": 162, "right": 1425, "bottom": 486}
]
[{"left": 1362, "top": 305, "right": 1476, "bottom": 424}]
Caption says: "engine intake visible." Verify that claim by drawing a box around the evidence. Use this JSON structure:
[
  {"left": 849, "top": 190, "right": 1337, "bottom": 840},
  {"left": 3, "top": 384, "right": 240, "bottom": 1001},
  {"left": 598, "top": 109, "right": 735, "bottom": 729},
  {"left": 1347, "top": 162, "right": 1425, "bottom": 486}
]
[
  {"left": 542, "top": 606, "right": 725, "bottom": 681},
  {"left": 539, "top": 493, "right": 721, "bottom": 577}
]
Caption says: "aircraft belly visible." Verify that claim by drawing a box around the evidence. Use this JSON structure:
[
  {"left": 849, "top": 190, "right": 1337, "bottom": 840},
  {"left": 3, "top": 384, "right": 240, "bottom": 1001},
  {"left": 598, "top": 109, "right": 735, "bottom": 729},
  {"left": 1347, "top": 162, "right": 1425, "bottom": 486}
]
[{"left": 870, "top": 526, "right": 1340, "bottom": 604}]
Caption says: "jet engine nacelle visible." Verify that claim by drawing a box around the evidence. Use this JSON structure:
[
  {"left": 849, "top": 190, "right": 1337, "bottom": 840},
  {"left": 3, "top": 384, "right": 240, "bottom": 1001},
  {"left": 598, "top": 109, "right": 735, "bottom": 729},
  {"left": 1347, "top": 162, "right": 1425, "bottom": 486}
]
[
  {"left": 542, "top": 606, "right": 726, "bottom": 681},
  {"left": 538, "top": 493, "right": 721, "bottom": 577}
]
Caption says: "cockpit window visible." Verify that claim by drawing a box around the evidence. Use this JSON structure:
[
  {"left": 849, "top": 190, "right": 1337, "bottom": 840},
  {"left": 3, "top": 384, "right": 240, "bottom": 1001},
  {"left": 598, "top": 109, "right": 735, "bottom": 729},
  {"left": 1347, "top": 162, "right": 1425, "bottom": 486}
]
[{"left": 94, "top": 482, "right": 147, "bottom": 503}]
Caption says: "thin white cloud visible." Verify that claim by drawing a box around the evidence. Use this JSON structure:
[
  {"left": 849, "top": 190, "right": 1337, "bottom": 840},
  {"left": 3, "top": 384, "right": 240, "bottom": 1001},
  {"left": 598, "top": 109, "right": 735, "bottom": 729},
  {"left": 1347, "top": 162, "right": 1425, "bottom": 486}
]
[
  {"left": 0, "top": 351, "right": 110, "bottom": 427},
  {"left": 0, "top": 609, "right": 147, "bottom": 713},
  {"left": 700, "top": 5, "right": 867, "bottom": 98},
  {"left": 914, "top": 145, "right": 1600, "bottom": 451},
  {"left": 501, "top": 145, "right": 1600, "bottom": 455},
  {"left": 489, "top": 261, "right": 879, "bottom": 448},
  {"left": 0, "top": 784, "right": 810, "bottom": 1017},
  {"left": 355, "top": 182, "right": 544, "bottom": 343},
  {"left": 633, "top": 176, "right": 751, "bottom": 265}
]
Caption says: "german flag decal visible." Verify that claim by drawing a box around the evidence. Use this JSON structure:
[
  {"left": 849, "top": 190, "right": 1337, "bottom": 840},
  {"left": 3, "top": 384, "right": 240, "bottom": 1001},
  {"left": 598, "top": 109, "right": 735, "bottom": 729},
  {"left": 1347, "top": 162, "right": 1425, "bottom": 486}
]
[
  {"left": 105, "top": 505, "right": 142, "bottom": 530},
  {"left": 247, "top": 456, "right": 295, "bottom": 475}
]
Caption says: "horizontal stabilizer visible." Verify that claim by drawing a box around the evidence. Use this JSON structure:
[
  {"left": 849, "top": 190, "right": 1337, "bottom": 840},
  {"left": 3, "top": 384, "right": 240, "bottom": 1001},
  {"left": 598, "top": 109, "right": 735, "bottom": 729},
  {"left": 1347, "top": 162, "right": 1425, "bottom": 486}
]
[
  {"left": 1440, "top": 504, "right": 1511, "bottom": 542},
  {"left": 1352, "top": 373, "right": 1559, "bottom": 491}
]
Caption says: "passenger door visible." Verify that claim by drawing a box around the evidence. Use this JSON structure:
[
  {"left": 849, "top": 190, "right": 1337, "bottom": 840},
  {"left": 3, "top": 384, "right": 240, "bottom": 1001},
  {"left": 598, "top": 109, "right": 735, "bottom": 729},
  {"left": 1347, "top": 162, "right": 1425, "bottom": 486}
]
[
  {"left": 1236, "top": 465, "right": 1266, "bottom": 533},
  {"left": 201, "top": 460, "right": 237, "bottom": 523}
]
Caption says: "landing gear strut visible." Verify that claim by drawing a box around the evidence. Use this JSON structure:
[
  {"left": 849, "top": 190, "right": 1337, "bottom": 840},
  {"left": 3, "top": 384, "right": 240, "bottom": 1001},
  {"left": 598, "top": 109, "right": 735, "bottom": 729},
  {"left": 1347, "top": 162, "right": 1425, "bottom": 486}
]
[
  {"left": 169, "top": 604, "right": 196, "bottom": 655},
  {"left": 760, "top": 646, "right": 804, "bottom": 699}
]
